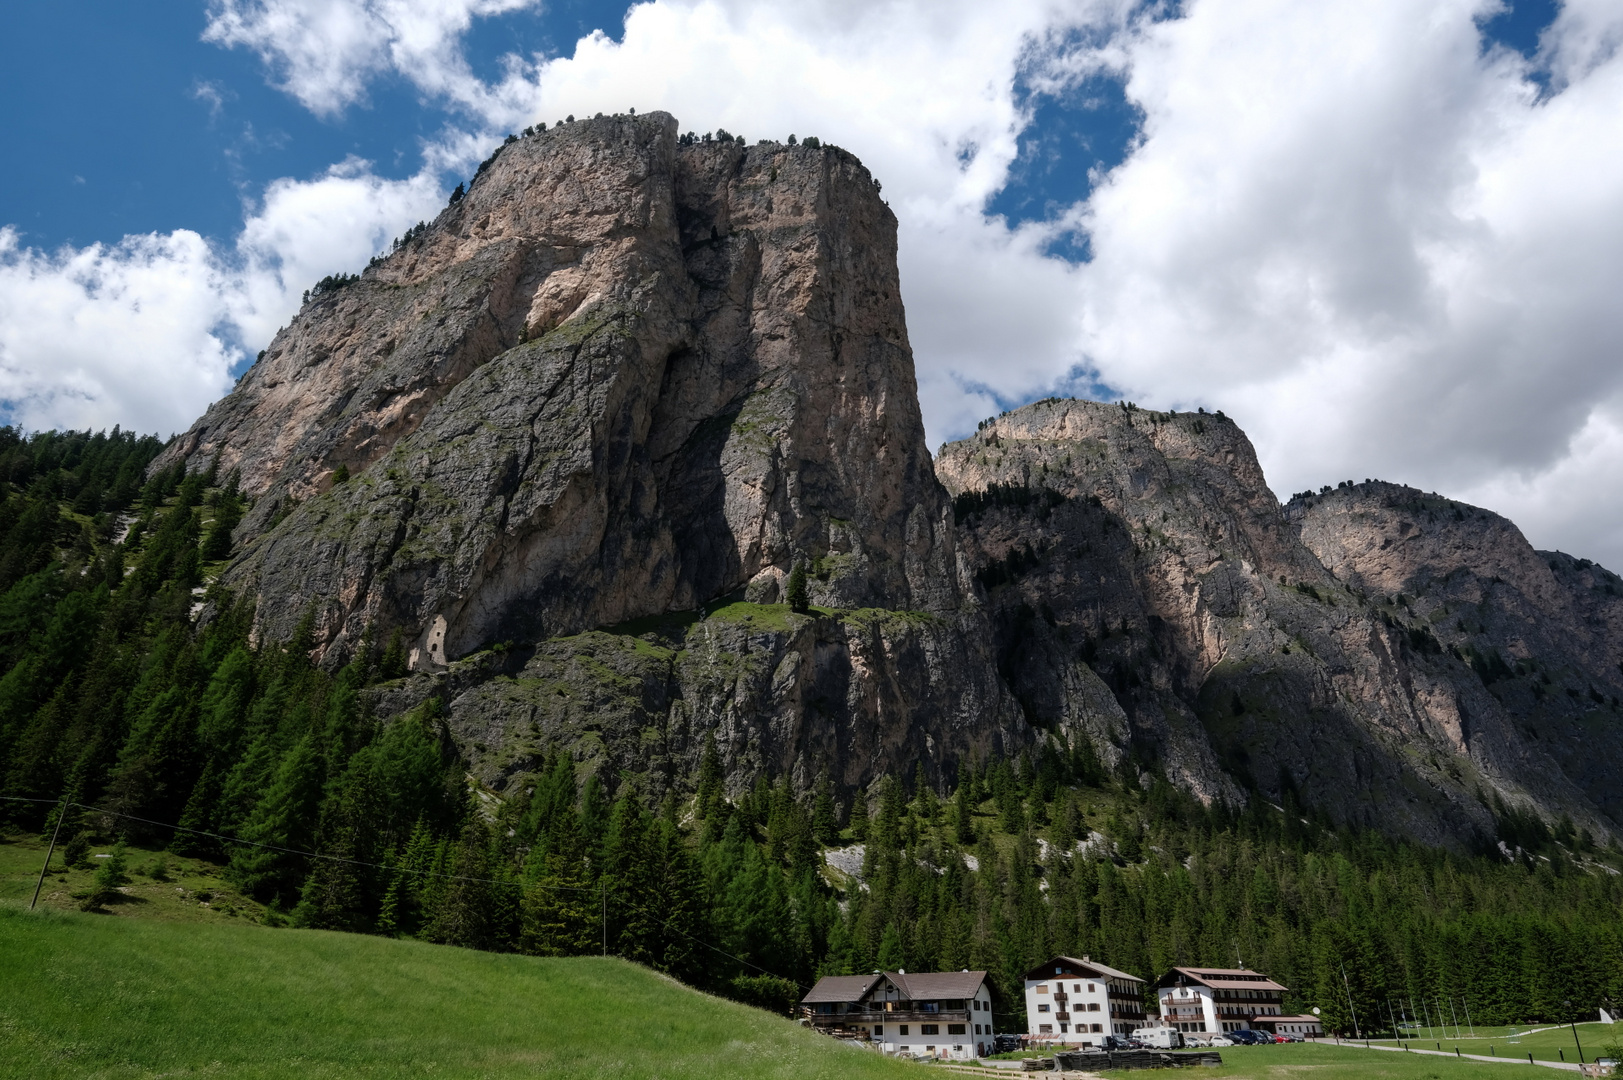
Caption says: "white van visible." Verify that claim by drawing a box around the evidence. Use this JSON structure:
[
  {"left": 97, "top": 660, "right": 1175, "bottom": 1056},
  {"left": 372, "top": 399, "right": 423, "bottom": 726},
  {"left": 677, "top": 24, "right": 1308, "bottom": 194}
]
[{"left": 1132, "top": 1027, "right": 1185, "bottom": 1049}]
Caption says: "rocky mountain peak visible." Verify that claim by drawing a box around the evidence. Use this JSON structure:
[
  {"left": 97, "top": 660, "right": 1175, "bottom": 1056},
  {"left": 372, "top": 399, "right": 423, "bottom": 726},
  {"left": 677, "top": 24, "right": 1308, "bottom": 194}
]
[
  {"left": 938, "top": 397, "right": 1623, "bottom": 845},
  {"left": 143, "top": 120, "right": 1623, "bottom": 847},
  {"left": 157, "top": 112, "right": 956, "bottom": 668}
]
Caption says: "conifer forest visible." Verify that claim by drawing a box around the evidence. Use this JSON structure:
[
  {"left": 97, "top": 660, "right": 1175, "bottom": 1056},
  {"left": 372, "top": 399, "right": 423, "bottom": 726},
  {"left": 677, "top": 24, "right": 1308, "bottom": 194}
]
[{"left": 3, "top": 426, "right": 1621, "bottom": 1033}]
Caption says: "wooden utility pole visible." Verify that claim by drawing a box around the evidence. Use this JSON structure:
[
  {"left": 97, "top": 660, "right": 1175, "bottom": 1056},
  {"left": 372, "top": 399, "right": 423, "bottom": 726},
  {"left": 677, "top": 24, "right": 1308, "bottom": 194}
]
[{"left": 30, "top": 796, "right": 70, "bottom": 910}]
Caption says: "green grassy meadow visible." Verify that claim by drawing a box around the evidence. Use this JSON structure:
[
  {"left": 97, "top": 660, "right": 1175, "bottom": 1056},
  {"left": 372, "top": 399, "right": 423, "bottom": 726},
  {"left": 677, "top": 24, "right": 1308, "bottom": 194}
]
[
  {"left": 1099, "top": 1042, "right": 1561, "bottom": 1079},
  {"left": 1366, "top": 1020, "right": 1623, "bottom": 1065},
  {"left": 0, "top": 832, "right": 265, "bottom": 924},
  {"left": 0, "top": 905, "right": 921, "bottom": 1080}
]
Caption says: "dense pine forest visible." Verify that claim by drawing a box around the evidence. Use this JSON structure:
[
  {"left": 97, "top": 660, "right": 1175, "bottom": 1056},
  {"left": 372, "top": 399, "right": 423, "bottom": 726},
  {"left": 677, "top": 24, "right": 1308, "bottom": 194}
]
[{"left": 3, "top": 426, "right": 1622, "bottom": 1035}]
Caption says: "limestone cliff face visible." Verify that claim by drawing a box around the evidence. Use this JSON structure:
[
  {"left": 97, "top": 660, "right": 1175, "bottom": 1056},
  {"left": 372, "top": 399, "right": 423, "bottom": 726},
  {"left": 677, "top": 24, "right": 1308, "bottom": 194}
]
[
  {"left": 1289, "top": 483, "right": 1623, "bottom": 828},
  {"left": 159, "top": 114, "right": 1046, "bottom": 801},
  {"left": 155, "top": 114, "right": 1623, "bottom": 842},
  {"left": 371, "top": 604, "right": 1030, "bottom": 798},
  {"left": 936, "top": 401, "right": 1619, "bottom": 845},
  {"left": 158, "top": 113, "right": 957, "bottom": 668}
]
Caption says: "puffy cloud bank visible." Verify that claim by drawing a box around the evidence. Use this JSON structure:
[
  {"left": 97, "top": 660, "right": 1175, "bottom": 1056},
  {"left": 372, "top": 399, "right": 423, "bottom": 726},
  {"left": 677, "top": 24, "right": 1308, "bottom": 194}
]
[
  {"left": 0, "top": 161, "right": 447, "bottom": 436},
  {"left": 1077, "top": 0, "right": 1623, "bottom": 562},
  {"left": 4, "top": 0, "right": 1623, "bottom": 565}
]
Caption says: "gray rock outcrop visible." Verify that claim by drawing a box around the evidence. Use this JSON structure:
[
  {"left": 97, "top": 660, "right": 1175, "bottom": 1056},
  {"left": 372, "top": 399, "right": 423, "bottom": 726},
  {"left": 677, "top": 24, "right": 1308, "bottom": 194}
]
[{"left": 157, "top": 113, "right": 958, "bottom": 669}]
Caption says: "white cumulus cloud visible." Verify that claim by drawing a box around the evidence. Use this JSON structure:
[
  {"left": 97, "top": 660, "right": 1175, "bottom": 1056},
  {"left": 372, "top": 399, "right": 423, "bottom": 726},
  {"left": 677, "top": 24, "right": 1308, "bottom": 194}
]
[
  {"left": 0, "top": 163, "right": 448, "bottom": 436},
  {"left": 0, "top": 228, "right": 236, "bottom": 436},
  {"left": 7, "top": 0, "right": 1623, "bottom": 570},
  {"left": 203, "top": 0, "right": 542, "bottom": 117},
  {"left": 1072, "top": 0, "right": 1623, "bottom": 563}
]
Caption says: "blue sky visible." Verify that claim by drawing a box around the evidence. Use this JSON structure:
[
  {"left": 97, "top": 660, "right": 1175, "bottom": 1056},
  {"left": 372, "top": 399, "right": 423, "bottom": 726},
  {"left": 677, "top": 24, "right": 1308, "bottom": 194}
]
[
  {"left": 0, "top": 1, "right": 1557, "bottom": 258},
  {"left": 0, "top": 1, "right": 622, "bottom": 251},
  {"left": 3, "top": 0, "right": 1621, "bottom": 567}
]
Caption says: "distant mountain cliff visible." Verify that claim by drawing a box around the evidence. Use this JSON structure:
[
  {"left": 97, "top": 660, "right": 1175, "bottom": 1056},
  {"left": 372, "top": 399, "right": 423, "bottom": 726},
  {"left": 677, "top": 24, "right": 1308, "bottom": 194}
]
[
  {"left": 937, "top": 402, "right": 1622, "bottom": 846},
  {"left": 156, "top": 114, "right": 1623, "bottom": 848}
]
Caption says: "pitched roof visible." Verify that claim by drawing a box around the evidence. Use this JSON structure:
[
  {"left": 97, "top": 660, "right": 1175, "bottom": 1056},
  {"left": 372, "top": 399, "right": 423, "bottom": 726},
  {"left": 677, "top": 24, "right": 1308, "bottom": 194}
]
[
  {"left": 1024, "top": 955, "right": 1144, "bottom": 984},
  {"left": 1158, "top": 967, "right": 1289, "bottom": 992},
  {"left": 887, "top": 970, "right": 989, "bottom": 1000},
  {"left": 801, "top": 974, "right": 881, "bottom": 1004}
]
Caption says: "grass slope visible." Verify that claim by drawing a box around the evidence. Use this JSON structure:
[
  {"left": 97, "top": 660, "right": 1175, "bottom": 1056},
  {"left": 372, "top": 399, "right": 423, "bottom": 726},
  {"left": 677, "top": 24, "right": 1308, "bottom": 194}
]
[
  {"left": 1, "top": 834, "right": 265, "bottom": 924},
  {"left": 1100, "top": 1042, "right": 1558, "bottom": 1079},
  {"left": 0, "top": 906, "right": 918, "bottom": 1080}
]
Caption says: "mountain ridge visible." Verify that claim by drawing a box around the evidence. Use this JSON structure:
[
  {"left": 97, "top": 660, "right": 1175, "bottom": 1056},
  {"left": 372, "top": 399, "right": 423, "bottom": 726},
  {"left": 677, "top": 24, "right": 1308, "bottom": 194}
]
[{"left": 152, "top": 114, "right": 1623, "bottom": 848}]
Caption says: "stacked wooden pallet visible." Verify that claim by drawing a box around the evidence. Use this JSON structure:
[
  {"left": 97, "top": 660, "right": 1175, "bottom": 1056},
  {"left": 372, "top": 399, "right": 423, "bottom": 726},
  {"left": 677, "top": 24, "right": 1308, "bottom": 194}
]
[{"left": 1053, "top": 1049, "right": 1224, "bottom": 1071}]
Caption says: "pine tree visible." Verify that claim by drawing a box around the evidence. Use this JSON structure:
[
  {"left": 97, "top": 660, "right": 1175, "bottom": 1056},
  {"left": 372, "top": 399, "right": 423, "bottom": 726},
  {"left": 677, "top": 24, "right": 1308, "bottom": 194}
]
[
  {"left": 955, "top": 779, "right": 977, "bottom": 844},
  {"left": 695, "top": 733, "right": 729, "bottom": 839},
  {"left": 228, "top": 734, "right": 325, "bottom": 905},
  {"left": 81, "top": 838, "right": 130, "bottom": 910},
  {"left": 849, "top": 787, "right": 870, "bottom": 841},
  {"left": 811, "top": 771, "right": 838, "bottom": 846},
  {"left": 786, "top": 561, "right": 809, "bottom": 613}
]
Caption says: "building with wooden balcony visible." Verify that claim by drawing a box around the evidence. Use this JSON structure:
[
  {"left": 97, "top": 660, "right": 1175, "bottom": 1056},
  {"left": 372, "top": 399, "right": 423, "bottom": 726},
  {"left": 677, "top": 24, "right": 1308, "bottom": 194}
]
[
  {"left": 799, "top": 970, "right": 995, "bottom": 1060},
  {"left": 1022, "top": 955, "right": 1147, "bottom": 1047},
  {"left": 1155, "top": 966, "right": 1313, "bottom": 1035}
]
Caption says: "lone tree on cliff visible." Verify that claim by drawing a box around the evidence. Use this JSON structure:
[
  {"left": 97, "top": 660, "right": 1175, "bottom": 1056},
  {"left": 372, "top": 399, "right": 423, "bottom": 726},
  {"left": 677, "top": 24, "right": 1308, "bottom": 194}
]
[{"left": 786, "top": 561, "right": 809, "bottom": 613}]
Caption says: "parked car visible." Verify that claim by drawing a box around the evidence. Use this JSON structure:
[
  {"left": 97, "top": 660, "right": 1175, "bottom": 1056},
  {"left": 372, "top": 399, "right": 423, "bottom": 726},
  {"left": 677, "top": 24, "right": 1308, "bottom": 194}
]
[
  {"left": 1208, "top": 1035, "right": 1235, "bottom": 1047},
  {"left": 993, "top": 1034, "right": 1023, "bottom": 1054},
  {"left": 1227, "top": 1029, "right": 1266, "bottom": 1045}
]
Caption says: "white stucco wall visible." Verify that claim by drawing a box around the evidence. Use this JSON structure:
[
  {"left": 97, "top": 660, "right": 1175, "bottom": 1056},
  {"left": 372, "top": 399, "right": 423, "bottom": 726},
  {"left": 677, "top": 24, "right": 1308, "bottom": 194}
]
[{"left": 1024, "top": 977, "right": 1114, "bottom": 1045}]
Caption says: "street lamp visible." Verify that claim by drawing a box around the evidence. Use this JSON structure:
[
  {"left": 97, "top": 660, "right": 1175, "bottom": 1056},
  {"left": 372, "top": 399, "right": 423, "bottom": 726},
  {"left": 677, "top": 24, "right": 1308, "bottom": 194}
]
[{"left": 1565, "top": 1000, "right": 1586, "bottom": 1065}]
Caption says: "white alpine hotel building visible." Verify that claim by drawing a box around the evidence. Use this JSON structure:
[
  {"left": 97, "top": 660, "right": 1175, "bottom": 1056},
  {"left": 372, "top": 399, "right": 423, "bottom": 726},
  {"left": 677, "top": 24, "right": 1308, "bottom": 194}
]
[{"left": 1022, "top": 955, "right": 1147, "bottom": 1047}]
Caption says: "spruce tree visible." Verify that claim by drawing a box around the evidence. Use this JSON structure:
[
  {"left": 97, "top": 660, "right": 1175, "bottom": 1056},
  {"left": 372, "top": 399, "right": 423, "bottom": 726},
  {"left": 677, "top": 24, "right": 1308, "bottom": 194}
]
[
  {"left": 229, "top": 734, "right": 325, "bottom": 904},
  {"left": 811, "top": 771, "right": 838, "bottom": 846},
  {"left": 377, "top": 628, "right": 408, "bottom": 681},
  {"left": 849, "top": 787, "right": 870, "bottom": 841},
  {"left": 520, "top": 825, "right": 597, "bottom": 956},
  {"left": 1052, "top": 790, "right": 1081, "bottom": 853},
  {"left": 695, "top": 733, "right": 729, "bottom": 839},
  {"left": 786, "top": 561, "right": 809, "bottom": 613},
  {"left": 81, "top": 838, "right": 130, "bottom": 910},
  {"left": 954, "top": 779, "right": 977, "bottom": 844}
]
